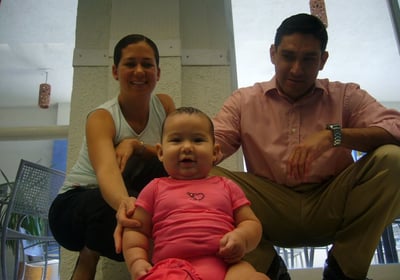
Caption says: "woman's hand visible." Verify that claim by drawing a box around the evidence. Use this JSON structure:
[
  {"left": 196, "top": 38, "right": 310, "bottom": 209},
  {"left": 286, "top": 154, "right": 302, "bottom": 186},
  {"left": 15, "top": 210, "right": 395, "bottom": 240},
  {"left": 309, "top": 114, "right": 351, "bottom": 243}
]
[
  {"left": 115, "top": 139, "right": 139, "bottom": 172},
  {"left": 114, "top": 196, "right": 141, "bottom": 253}
]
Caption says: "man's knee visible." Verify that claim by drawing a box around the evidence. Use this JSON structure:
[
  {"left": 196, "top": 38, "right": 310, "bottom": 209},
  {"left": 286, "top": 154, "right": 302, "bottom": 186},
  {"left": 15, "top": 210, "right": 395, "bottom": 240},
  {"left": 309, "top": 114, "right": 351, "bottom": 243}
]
[{"left": 372, "top": 144, "right": 400, "bottom": 167}]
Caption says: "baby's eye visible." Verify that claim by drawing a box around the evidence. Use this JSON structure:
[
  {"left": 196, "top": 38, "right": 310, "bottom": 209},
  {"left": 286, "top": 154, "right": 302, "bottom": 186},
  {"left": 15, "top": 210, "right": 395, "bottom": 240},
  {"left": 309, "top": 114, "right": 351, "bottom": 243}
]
[
  {"left": 169, "top": 137, "right": 181, "bottom": 143},
  {"left": 193, "top": 137, "right": 206, "bottom": 143}
]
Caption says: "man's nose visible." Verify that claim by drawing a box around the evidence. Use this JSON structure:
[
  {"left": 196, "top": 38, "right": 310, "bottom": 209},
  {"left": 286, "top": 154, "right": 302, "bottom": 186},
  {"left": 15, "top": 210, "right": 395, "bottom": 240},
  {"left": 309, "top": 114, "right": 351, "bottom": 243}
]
[{"left": 290, "top": 60, "right": 303, "bottom": 75}]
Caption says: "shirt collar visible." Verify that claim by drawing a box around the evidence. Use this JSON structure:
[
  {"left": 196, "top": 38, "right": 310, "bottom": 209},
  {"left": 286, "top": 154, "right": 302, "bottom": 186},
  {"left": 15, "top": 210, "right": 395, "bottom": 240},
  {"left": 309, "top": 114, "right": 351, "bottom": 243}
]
[{"left": 262, "top": 76, "right": 327, "bottom": 97}]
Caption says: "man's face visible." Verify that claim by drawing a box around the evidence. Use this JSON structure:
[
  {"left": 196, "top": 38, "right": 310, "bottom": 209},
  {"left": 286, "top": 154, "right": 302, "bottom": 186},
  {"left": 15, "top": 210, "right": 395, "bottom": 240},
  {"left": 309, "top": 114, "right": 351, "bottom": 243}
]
[{"left": 270, "top": 33, "right": 328, "bottom": 101}]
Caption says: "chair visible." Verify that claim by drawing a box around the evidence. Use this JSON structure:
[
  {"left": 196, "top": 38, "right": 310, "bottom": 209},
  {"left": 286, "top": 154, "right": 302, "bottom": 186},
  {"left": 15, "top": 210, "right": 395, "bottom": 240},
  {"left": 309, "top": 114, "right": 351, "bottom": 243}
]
[
  {"left": 276, "top": 245, "right": 330, "bottom": 268},
  {"left": 276, "top": 247, "right": 305, "bottom": 268},
  {"left": 0, "top": 159, "right": 65, "bottom": 280},
  {"left": 376, "top": 218, "right": 400, "bottom": 264},
  {"left": 0, "top": 180, "right": 13, "bottom": 225}
]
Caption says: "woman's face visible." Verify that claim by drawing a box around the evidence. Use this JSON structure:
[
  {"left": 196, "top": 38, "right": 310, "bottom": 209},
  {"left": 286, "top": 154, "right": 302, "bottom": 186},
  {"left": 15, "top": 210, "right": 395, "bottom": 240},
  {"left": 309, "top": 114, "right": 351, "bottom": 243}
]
[{"left": 112, "top": 41, "right": 160, "bottom": 96}]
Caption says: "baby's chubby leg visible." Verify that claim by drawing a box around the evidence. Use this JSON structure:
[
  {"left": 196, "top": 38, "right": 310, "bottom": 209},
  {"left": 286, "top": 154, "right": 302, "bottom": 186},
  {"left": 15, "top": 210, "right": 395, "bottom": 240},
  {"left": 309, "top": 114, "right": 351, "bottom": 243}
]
[{"left": 225, "top": 261, "right": 270, "bottom": 280}]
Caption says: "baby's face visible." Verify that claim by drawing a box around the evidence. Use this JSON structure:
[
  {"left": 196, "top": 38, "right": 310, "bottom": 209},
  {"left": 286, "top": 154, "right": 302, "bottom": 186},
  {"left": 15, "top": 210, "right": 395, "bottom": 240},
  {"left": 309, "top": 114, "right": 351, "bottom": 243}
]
[{"left": 158, "top": 114, "right": 217, "bottom": 180}]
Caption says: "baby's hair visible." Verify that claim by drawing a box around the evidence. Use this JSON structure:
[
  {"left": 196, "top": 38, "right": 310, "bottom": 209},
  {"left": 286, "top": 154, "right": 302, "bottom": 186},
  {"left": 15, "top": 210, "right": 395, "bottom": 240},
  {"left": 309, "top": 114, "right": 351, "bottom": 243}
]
[{"left": 161, "top": 106, "right": 215, "bottom": 142}]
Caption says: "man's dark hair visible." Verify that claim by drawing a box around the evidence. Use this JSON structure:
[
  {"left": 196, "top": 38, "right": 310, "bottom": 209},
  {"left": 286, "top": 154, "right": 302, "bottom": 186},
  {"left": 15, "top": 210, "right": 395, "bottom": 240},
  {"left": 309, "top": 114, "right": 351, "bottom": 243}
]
[
  {"left": 113, "top": 34, "right": 160, "bottom": 66},
  {"left": 274, "top": 13, "right": 328, "bottom": 52}
]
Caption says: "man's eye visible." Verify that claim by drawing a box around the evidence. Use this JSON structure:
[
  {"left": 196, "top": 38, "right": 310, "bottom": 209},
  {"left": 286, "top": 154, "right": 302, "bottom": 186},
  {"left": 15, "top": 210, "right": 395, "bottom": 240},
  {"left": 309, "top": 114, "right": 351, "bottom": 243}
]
[
  {"left": 282, "top": 54, "right": 295, "bottom": 61},
  {"left": 303, "top": 56, "right": 317, "bottom": 62}
]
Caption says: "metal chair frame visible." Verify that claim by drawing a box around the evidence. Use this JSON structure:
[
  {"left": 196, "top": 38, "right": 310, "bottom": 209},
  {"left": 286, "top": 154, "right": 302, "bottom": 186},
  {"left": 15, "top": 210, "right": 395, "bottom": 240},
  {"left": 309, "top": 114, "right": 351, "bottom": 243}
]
[{"left": 0, "top": 159, "right": 65, "bottom": 280}]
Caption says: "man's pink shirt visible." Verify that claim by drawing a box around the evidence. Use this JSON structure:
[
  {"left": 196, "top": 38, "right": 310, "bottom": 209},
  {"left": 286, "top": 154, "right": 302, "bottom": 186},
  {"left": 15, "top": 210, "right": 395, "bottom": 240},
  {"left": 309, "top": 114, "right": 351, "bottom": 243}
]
[{"left": 213, "top": 77, "right": 400, "bottom": 186}]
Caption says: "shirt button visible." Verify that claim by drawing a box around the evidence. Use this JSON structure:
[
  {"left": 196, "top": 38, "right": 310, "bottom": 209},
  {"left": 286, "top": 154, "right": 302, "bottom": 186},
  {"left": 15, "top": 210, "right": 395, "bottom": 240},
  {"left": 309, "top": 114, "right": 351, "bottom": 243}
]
[{"left": 291, "top": 128, "right": 296, "bottom": 133}]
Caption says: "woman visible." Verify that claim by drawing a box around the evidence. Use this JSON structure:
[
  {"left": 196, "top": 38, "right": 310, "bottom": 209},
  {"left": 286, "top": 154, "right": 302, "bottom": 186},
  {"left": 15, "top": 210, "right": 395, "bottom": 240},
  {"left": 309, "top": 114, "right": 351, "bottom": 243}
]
[{"left": 49, "top": 34, "right": 175, "bottom": 280}]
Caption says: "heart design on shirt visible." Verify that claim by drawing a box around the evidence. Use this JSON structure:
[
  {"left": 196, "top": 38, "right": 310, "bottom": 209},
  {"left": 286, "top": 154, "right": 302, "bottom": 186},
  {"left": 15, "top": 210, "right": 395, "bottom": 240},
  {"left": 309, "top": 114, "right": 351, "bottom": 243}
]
[{"left": 187, "top": 192, "right": 205, "bottom": 201}]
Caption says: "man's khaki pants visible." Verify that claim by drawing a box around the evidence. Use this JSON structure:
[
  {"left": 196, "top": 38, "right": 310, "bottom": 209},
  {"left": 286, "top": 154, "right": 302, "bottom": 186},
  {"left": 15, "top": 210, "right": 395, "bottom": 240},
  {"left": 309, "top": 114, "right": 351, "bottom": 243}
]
[{"left": 211, "top": 144, "right": 400, "bottom": 279}]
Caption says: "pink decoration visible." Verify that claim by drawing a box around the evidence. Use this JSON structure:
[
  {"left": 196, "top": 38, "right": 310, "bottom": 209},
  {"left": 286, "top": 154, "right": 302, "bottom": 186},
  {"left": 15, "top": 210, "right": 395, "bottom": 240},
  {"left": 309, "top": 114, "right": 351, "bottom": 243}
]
[
  {"left": 38, "top": 83, "right": 51, "bottom": 108},
  {"left": 310, "top": 0, "right": 328, "bottom": 27}
]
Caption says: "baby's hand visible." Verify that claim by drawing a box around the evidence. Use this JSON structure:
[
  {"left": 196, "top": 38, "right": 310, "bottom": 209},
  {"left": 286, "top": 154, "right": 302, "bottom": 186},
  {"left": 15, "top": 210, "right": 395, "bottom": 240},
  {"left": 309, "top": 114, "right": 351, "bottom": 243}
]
[
  {"left": 218, "top": 231, "right": 246, "bottom": 264},
  {"left": 132, "top": 259, "right": 152, "bottom": 280}
]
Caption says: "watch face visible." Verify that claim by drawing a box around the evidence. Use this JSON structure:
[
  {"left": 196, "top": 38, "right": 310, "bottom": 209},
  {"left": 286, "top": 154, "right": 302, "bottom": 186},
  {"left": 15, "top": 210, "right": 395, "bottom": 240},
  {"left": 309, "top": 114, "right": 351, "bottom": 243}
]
[
  {"left": 327, "top": 124, "right": 340, "bottom": 130},
  {"left": 326, "top": 124, "right": 342, "bottom": 147}
]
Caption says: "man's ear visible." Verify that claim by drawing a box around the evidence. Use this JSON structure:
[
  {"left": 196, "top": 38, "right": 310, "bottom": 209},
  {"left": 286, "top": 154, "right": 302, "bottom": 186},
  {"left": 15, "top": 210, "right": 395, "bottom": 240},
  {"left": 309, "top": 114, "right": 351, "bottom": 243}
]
[
  {"left": 319, "top": 51, "right": 329, "bottom": 70},
  {"left": 112, "top": 65, "right": 118, "bottom": 80},
  {"left": 156, "top": 143, "right": 163, "bottom": 161},
  {"left": 270, "top": 44, "right": 277, "bottom": 65}
]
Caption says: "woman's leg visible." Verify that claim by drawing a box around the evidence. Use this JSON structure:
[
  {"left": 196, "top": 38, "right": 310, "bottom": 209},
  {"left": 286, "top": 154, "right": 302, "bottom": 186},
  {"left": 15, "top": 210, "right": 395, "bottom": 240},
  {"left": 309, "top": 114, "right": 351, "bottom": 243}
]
[{"left": 71, "top": 246, "right": 100, "bottom": 280}]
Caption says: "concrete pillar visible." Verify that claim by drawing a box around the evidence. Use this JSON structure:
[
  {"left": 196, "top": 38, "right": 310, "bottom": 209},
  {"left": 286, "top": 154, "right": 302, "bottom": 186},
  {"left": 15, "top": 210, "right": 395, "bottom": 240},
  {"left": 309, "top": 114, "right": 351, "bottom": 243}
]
[{"left": 61, "top": 1, "right": 240, "bottom": 279}]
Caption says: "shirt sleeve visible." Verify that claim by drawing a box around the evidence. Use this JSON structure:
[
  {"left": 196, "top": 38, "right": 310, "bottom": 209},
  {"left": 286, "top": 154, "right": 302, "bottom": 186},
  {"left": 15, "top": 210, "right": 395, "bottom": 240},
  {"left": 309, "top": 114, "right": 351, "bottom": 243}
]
[
  {"left": 344, "top": 83, "right": 400, "bottom": 140},
  {"left": 135, "top": 179, "right": 158, "bottom": 215},
  {"left": 222, "top": 177, "right": 250, "bottom": 210},
  {"left": 213, "top": 90, "right": 243, "bottom": 159}
]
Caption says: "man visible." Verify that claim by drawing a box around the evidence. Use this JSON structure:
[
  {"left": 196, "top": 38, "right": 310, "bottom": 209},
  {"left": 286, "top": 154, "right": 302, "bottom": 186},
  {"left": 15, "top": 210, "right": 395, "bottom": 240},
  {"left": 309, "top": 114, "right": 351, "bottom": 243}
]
[{"left": 211, "top": 13, "right": 400, "bottom": 280}]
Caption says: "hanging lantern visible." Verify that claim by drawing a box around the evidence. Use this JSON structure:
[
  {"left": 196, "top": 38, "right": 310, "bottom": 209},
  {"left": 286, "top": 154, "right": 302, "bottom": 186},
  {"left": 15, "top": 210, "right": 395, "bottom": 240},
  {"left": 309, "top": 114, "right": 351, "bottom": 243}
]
[
  {"left": 310, "top": 0, "right": 328, "bottom": 28},
  {"left": 38, "top": 72, "right": 51, "bottom": 109}
]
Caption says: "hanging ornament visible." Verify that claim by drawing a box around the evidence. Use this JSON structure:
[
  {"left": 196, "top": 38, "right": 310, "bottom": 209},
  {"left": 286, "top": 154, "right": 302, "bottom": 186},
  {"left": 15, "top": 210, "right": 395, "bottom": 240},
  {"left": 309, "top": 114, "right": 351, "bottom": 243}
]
[
  {"left": 310, "top": 0, "right": 328, "bottom": 28},
  {"left": 38, "top": 71, "right": 51, "bottom": 109}
]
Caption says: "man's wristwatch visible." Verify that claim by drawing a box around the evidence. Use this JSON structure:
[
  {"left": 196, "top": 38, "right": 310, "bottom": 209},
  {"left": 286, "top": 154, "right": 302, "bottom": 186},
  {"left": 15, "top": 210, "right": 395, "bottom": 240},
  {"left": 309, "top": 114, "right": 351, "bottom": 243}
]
[{"left": 326, "top": 124, "right": 342, "bottom": 147}]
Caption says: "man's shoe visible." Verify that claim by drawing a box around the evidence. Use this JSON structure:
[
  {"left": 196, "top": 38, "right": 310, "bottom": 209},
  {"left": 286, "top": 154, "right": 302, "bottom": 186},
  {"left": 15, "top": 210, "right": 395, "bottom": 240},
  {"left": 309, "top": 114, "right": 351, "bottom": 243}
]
[
  {"left": 266, "top": 253, "right": 291, "bottom": 280},
  {"left": 323, "top": 254, "right": 371, "bottom": 280}
]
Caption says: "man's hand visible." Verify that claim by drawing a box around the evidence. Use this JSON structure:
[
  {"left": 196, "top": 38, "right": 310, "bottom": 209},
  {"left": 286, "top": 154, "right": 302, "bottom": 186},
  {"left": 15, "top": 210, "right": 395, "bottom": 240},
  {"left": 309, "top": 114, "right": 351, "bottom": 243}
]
[
  {"left": 287, "top": 130, "right": 332, "bottom": 180},
  {"left": 114, "top": 196, "right": 141, "bottom": 253}
]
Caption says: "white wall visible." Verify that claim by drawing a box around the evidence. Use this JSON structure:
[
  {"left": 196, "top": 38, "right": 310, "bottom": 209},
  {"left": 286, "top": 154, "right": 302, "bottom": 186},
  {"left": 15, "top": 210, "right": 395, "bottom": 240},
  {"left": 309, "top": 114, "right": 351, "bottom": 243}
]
[
  {"left": 231, "top": 0, "right": 400, "bottom": 102},
  {"left": 0, "top": 103, "right": 70, "bottom": 182}
]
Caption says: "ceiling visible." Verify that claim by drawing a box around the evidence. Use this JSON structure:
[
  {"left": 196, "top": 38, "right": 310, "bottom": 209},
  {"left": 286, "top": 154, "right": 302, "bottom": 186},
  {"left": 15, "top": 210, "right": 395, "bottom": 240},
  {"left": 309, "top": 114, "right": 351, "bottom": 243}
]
[
  {"left": 0, "top": 0, "right": 77, "bottom": 108},
  {"left": 0, "top": 0, "right": 399, "bottom": 109}
]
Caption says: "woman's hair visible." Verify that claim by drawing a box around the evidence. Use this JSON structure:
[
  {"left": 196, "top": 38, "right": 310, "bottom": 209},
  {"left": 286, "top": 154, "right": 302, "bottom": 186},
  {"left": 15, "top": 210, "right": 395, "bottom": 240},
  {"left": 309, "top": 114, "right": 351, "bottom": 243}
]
[
  {"left": 113, "top": 34, "right": 160, "bottom": 66},
  {"left": 274, "top": 13, "right": 328, "bottom": 52},
  {"left": 161, "top": 107, "right": 215, "bottom": 143}
]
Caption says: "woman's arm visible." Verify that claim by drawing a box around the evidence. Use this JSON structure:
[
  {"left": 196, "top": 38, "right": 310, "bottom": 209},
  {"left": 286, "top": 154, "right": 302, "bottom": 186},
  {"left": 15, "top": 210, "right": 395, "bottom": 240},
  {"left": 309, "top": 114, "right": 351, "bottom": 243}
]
[
  {"left": 157, "top": 93, "right": 176, "bottom": 115},
  {"left": 86, "top": 109, "right": 142, "bottom": 254},
  {"left": 114, "top": 94, "right": 176, "bottom": 254},
  {"left": 86, "top": 109, "right": 129, "bottom": 211}
]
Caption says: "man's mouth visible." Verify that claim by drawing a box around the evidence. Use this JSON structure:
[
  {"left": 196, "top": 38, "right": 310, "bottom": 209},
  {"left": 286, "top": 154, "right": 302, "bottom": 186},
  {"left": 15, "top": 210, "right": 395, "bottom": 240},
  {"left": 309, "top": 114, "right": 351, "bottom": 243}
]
[{"left": 288, "top": 78, "right": 303, "bottom": 84}]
